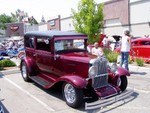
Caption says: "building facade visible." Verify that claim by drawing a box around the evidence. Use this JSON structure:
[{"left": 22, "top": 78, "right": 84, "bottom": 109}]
[
  {"left": 59, "top": 0, "right": 150, "bottom": 37},
  {"left": 47, "top": 15, "right": 61, "bottom": 31},
  {"left": 6, "top": 22, "right": 24, "bottom": 37},
  {"left": 129, "top": 0, "right": 150, "bottom": 37}
]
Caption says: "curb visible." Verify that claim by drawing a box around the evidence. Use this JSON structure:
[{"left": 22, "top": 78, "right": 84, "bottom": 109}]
[
  {"left": 129, "top": 65, "right": 150, "bottom": 70},
  {"left": 0, "top": 68, "right": 20, "bottom": 75}
]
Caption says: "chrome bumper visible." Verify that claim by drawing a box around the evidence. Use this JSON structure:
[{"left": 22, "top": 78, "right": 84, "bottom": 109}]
[{"left": 85, "top": 89, "right": 133, "bottom": 110}]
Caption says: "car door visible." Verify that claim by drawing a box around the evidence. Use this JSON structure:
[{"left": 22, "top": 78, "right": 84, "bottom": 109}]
[
  {"left": 35, "top": 37, "right": 53, "bottom": 74},
  {"left": 138, "top": 40, "right": 150, "bottom": 59},
  {"left": 131, "top": 40, "right": 139, "bottom": 59},
  {"left": 25, "top": 37, "right": 36, "bottom": 62}
]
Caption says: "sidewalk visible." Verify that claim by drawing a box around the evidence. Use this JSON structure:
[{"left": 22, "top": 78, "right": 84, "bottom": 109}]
[
  {"left": 129, "top": 64, "right": 150, "bottom": 74},
  {"left": 10, "top": 57, "right": 21, "bottom": 67},
  {"left": 0, "top": 57, "right": 20, "bottom": 75}
]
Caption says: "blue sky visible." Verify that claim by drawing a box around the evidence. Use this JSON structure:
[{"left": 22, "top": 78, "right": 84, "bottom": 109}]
[{"left": 0, "top": 0, "right": 110, "bottom": 22}]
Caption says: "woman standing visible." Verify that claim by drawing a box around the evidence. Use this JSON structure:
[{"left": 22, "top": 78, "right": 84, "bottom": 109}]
[{"left": 120, "top": 30, "right": 132, "bottom": 71}]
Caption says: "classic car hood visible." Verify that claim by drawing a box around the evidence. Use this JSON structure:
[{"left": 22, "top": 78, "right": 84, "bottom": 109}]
[{"left": 60, "top": 52, "right": 97, "bottom": 63}]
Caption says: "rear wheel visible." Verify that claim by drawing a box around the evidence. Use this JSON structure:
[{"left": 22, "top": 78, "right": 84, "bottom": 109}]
[
  {"left": 117, "top": 76, "right": 128, "bottom": 91},
  {"left": 21, "top": 62, "right": 31, "bottom": 82},
  {"left": 62, "top": 83, "right": 83, "bottom": 108}
]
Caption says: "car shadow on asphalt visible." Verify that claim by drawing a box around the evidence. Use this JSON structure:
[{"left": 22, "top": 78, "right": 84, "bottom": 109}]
[
  {"left": 130, "top": 71, "right": 147, "bottom": 75},
  {"left": 31, "top": 82, "right": 139, "bottom": 112},
  {"left": 0, "top": 100, "right": 9, "bottom": 113},
  {"left": 32, "top": 82, "right": 87, "bottom": 111}
]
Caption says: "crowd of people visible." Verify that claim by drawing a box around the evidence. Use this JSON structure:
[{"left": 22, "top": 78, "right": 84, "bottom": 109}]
[{"left": 0, "top": 38, "right": 24, "bottom": 59}]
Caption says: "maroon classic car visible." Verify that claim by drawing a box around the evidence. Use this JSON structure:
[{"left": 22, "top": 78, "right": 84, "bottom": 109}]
[{"left": 20, "top": 31, "right": 132, "bottom": 109}]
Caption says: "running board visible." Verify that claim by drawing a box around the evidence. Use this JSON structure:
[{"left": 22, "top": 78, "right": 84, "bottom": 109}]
[{"left": 29, "top": 76, "right": 52, "bottom": 89}]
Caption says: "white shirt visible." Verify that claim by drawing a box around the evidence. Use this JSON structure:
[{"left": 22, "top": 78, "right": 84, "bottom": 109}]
[
  {"left": 8, "top": 41, "right": 13, "bottom": 48},
  {"left": 92, "top": 47, "right": 103, "bottom": 56},
  {"left": 102, "top": 38, "right": 109, "bottom": 46},
  {"left": 121, "top": 35, "right": 130, "bottom": 52}
]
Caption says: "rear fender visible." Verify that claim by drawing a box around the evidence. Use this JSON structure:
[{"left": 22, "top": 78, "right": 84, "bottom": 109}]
[
  {"left": 58, "top": 75, "right": 88, "bottom": 89},
  {"left": 116, "top": 67, "right": 130, "bottom": 76}
]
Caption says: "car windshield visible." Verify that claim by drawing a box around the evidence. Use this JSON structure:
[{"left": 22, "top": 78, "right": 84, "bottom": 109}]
[{"left": 55, "top": 39, "right": 85, "bottom": 53}]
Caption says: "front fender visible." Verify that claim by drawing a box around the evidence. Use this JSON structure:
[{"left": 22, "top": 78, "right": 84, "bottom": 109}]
[
  {"left": 58, "top": 75, "right": 88, "bottom": 89},
  {"left": 21, "top": 57, "right": 38, "bottom": 75},
  {"left": 116, "top": 67, "right": 130, "bottom": 76}
]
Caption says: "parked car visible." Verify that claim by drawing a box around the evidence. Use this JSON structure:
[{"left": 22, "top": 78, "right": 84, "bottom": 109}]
[
  {"left": 115, "top": 37, "right": 150, "bottom": 63},
  {"left": 20, "top": 31, "right": 132, "bottom": 109},
  {"left": 131, "top": 38, "right": 150, "bottom": 63}
]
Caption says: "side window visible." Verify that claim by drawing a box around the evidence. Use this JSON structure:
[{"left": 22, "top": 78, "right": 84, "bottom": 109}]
[
  {"left": 140, "top": 41, "right": 150, "bottom": 45},
  {"left": 131, "top": 41, "right": 138, "bottom": 46},
  {"left": 25, "top": 37, "right": 35, "bottom": 48},
  {"left": 36, "top": 37, "right": 50, "bottom": 52}
]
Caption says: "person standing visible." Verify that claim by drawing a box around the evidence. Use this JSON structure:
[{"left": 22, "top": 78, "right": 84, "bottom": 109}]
[
  {"left": 102, "top": 36, "right": 109, "bottom": 47},
  {"left": 120, "top": 30, "right": 132, "bottom": 71}
]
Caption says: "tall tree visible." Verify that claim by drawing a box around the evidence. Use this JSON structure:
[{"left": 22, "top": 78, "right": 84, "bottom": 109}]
[
  {"left": 28, "top": 16, "right": 38, "bottom": 25},
  {"left": 72, "top": 0, "right": 104, "bottom": 44},
  {"left": 0, "top": 13, "right": 14, "bottom": 30},
  {"left": 11, "top": 9, "right": 28, "bottom": 22}
]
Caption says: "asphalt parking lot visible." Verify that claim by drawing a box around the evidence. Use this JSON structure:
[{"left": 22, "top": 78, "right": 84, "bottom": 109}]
[{"left": 0, "top": 65, "right": 150, "bottom": 113}]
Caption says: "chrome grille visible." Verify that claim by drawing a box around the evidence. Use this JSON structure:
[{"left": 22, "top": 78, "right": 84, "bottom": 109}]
[
  {"left": 92, "top": 57, "right": 108, "bottom": 89},
  {"left": 92, "top": 74, "right": 108, "bottom": 89}
]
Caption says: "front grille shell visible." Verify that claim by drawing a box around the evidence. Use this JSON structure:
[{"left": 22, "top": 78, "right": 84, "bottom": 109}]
[{"left": 90, "top": 57, "right": 109, "bottom": 89}]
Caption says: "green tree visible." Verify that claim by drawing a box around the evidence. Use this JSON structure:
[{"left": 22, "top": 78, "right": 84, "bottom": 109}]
[
  {"left": 11, "top": 9, "right": 29, "bottom": 22},
  {"left": 11, "top": 9, "right": 38, "bottom": 24},
  {"left": 72, "top": 0, "right": 104, "bottom": 44},
  {"left": 28, "top": 16, "right": 38, "bottom": 25},
  {"left": 0, "top": 13, "right": 14, "bottom": 30}
]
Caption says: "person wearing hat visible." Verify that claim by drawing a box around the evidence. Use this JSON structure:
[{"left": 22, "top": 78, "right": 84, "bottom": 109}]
[{"left": 119, "top": 30, "right": 132, "bottom": 71}]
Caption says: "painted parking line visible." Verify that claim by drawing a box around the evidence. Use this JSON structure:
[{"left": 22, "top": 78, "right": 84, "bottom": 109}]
[{"left": 3, "top": 76, "right": 55, "bottom": 112}]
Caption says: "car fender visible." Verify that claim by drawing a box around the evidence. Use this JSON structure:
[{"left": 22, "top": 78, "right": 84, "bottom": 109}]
[
  {"left": 116, "top": 67, "right": 130, "bottom": 76},
  {"left": 21, "top": 57, "right": 38, "bottom": 75},
  {"left": 58, "top": 75, "right": 88, "bottom": 89}
]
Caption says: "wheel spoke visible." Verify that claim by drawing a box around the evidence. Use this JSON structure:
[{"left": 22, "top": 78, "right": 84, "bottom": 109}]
[{"left": 64, "top": 84, "right": 76, "bottom": 103}]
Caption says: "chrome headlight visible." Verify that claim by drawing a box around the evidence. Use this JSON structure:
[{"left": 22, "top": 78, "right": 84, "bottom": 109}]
[
  {"left": 88, "top": 66, "right": 97, "bottom": 78},
  {"left": 110, "top": 63, "right": 117, "bottom": 73}
]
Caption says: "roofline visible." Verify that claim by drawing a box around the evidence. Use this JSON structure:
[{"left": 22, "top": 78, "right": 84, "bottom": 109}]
[{"left": 24, "top": 31, "right": 87, "bottom": 39}]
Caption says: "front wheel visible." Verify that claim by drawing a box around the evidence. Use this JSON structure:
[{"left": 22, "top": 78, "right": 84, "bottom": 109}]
[
  {"left": 21, "top": 62, "right": 31, "bottom": 82},
  {"left": 117, "top": 76, "right": 128, "bottom": 91},
  {"left": 62, "top": 83, "right": 83, "bottom": 108}
]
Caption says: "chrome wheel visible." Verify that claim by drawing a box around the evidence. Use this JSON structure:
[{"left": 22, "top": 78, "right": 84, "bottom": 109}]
[
  {"left": 21, "top": 62, "right": 31, "bottom": 82},
  {"left": 63, "top": 83, "right": 83, "bottom": 108},
  {"left": 22, "top": 63, "right": 27, "bottom": 79},
  {"left": 117, "top": 77, "right": 121, "bottom": 86},
  {"left": 64, "top": 83, "right": 76, "bottom": 104}
]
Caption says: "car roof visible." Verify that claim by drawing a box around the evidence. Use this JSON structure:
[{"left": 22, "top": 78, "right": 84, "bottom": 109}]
[
  {"left": 24, "top": 31, "right": 87, "bottom": 39},
  {"left": 132, "top": 38, "right": 150, "bottom": 42}
]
